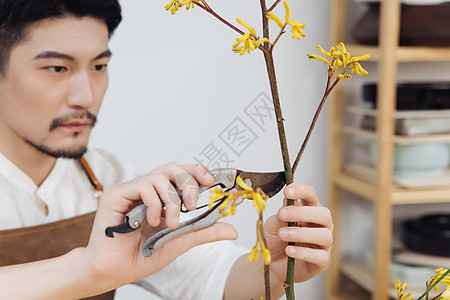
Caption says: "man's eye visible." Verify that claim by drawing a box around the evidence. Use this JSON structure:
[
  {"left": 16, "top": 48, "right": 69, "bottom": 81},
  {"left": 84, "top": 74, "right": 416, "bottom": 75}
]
[
  {"left": 47, "top": 66, "right": 67, "bottom": 73},
  {"left": 93, "top": 64, "right": 108, "bottom": 71}
]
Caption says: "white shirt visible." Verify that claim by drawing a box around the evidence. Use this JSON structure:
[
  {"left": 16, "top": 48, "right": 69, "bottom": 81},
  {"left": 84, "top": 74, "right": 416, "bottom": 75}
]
[{"left": 0, "top": 149, "right": 247, "bottom": 300}]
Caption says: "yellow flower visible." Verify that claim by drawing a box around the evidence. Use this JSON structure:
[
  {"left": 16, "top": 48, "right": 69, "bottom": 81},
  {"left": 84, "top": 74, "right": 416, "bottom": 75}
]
[
  {"left": 165, "top": 0, "right": 206, "bottom": 14},
  {"left": 180, "top": 0, "right": 199, "bottom": 10},
  {"left": 266, "top": 1, "right": 290, "bottom": 28},
  {"left": 441, "top": 286, "right": 450, "bottom": 300},
  {"left": 236, "top": 18, "right": 256, "bottom": 36},
  {"left": 236, "top": 176, "right": 252, "bottom": 191},
  {"left": 350, "top": 62, "right": 368, "bottom": 76},
  {"left": 287, "top": 20, "right": 306, "bottom": 39},
  {"left": 253, "top": 191, "right": 266, "bottom": 214},
  {"left": 307, "top": 42, "right": 369, "bottom": 79},
  {"left": 266, "top": 1, "right": 304, "bottom": 42},
  {"left": 395, "top": 280, "right": 414, "bottom": 300},
  {"left": 307, "top": 53, "right": 330, "bottom": 65},
  {"left": 232, "top": 19, "right": 270, "bottom": 55},
  {"left": 208, "top": 176, "right": 268, "bottom": 217},
  {"left": 246, "top": 220, "right": 271, "bottom": 265},
  {"left": 267, "top": 12, "right": 283, "bottom": 28},
  {"left": 429, "top": 268, "right": 450, "bottom": 293},
  {"left": 165, "top": 0, "right": 182, "bottom": 15},
  {"left": 208, "top": 187, "right": 225, "bottom": 206},
  {"left": 284, "top": 1, "right": 290, "bottom": 22},
  {"left": 261, "top": 247, "right": 271, "bottom": 265},
  {"left": 208, "top": 177, "right": 270, "bottom": 265},
  {"left": 246, "top": 245, "right": 259, "bottom": 262}
]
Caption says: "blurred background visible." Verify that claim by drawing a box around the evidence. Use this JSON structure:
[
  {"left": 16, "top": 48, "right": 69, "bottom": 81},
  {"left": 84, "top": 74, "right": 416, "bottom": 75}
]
[{"left": 90, "top": 0, "right": 332, "bottom": 299}]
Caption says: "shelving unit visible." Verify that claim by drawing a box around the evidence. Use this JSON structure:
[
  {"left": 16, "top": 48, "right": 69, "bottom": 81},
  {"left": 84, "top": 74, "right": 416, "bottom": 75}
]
[{"left": 325, "top": 1, "right": 450, "bottom": 299}]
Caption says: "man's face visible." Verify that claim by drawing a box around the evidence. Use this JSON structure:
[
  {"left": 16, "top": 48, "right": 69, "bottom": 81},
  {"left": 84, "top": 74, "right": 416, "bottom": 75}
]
[{"left": 0, "top": 16, "right": 110, "bottom": 159}]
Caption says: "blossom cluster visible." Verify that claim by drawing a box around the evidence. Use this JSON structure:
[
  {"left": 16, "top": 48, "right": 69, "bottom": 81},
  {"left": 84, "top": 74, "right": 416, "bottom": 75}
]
[
  {"left": 396, "top": 268, "right": 450, "bottom": 300},
  {"left": 208, "top": 176, "right": 269, "bottom": 217},
  {"left": 307, "top": 42, "right": 370, "bottom": 79},
  {"left": 233, "top": 1, "right": 306, "bottom": 55},
  {"left": 164, "top": 0, "right": 206, "bottom": 15},
  {"left": 208, "top": 177, "right": 271, "bottom": 265}
]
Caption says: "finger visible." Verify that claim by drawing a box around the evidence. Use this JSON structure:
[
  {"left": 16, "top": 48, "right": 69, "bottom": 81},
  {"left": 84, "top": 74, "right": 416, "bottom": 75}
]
[
  {"left": 264, "top": 214, "right": 287, "bottom": 236},
  {"left": 285, "top": 246, "right": 331, "bottom": 270},
  {"left": 151, "top": 223, "right": 238, "bottom": 263},
  {"left": 156, "top": 163, "right": 212, "bottom": 211},
  {"left": 141, "top": 186, "right": 162, "bottom": 227},
  {"left": 152, "top": 176, "right": 181, "bottom": 229},
  {"left": 284, "top": 183, "right": 320, "bottom": 206},
  {"left": 278, "top": 227, "right": 334, "bottom": 250},
  {"left": 182, "top": 164, "right": 215, "bottom": 187},
  {"left": 171, "top": 168, "right": 199, "bottom": 211},
  {"left": 278, "top": 206, "right": 333, "bottom": 229}
]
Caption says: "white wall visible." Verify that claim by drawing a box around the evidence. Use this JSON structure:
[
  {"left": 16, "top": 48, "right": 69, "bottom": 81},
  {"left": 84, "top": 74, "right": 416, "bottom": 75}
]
[{"left": 89, "top": 0, "right": 331, "bottom": 299}]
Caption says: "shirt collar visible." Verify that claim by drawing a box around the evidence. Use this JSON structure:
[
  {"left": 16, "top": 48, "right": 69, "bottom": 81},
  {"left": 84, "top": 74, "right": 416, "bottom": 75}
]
[{"left": 0, "top": 152, "right": 68, "bottom": 195}]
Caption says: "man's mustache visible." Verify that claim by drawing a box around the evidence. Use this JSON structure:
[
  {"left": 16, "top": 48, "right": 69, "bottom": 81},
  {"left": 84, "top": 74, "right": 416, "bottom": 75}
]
[{"left": 50, "top": 110, "right": 97, "bottom": 131}]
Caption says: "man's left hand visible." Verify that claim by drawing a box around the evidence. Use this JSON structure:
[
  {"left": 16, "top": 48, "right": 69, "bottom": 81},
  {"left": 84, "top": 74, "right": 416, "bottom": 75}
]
[{"left": 264, "top": 182, "right": 334, "bottom": 283}]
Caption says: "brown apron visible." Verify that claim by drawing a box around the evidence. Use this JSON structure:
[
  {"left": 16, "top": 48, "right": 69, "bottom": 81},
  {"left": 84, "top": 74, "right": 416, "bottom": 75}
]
[{"left": 0, "top": 157, "right": 115, "bottom": 300}]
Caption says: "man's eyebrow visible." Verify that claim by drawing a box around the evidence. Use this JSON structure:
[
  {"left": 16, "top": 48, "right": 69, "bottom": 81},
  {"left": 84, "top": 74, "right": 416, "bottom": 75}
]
[
  {"left": 93, "top": 50, "right": 112, "bottom": 61},
  {"left": 34, "top": 51, "right": 75, "bottom": 61},
  {"left": 33, "top": 49, "right": 112, "bottom": 61}
]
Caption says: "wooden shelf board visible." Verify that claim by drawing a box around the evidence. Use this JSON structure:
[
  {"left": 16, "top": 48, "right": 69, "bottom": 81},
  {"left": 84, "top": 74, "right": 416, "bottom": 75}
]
[
  {"left": 342, "top": 126, "right": 450, "bottom": 144},
  {"left": 327, "top": 289, "right": 370, "bottom": 300},
  {"left": 346, "top": 106, "right": 450, "bottom": 119},
  {"left": 341, "top": 261, "right": 434, "bottom": 299},
  {"left": 336, "top": 169, "right": 450, "bottom": 205},
  {"left": 391, "top": 187, "right": 450, "bottom": 205},
  {"left": 347, "top": 44, "right": 450, "bottom": 62},
  {"left": 341, "top": 261, "right": 375, "bottom": 293},
  {"left": 333, "top": 172, "right": 376, "bottom": 201}
]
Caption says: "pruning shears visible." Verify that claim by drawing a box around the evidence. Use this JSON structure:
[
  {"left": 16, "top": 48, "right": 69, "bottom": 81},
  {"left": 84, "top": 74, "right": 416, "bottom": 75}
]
[{"left": 105, "top": 168, "right": 285, "bottom": 257}]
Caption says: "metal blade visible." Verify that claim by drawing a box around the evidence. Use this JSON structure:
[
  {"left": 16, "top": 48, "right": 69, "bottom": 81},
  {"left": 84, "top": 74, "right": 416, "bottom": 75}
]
[{"left": 235, "top": 170, "right": 285, "bottom": 197}]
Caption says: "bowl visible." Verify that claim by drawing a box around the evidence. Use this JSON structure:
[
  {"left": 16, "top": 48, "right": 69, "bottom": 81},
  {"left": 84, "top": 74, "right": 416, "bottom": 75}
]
[
  {"left": 370, "top": 143, "right": 450, "bottom": 178},
  {"left": 402, "top": 214, "right": 450, "bottom": 257}
]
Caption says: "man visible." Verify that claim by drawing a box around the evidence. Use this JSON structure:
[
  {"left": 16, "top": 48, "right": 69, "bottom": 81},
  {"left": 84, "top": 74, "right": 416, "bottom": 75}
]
[{"left": 0, "top": 1, "right": 333, "bottom": 299}]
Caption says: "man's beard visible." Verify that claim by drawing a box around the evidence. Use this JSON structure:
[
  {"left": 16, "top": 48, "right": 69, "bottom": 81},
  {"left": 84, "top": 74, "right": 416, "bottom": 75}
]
[
  {"left": 25, "top": 110, "right": 96, "bottom": 159},
  {"left": 25, "top": 137, "right": 88, "bottom": 159}
]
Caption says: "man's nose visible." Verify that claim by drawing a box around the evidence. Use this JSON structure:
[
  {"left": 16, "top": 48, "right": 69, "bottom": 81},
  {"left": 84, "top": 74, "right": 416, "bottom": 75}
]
[{"left": 66, "top": 71, "right": 96, "bottom": 108}]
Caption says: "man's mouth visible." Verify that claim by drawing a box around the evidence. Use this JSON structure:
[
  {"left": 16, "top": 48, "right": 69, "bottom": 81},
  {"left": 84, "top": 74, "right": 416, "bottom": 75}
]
[
  {"left": 61, "top": 120, "right": 93, "bottom": 132},
  {"left": 50, "top": 110, "right": 97, "bottom": 132}
]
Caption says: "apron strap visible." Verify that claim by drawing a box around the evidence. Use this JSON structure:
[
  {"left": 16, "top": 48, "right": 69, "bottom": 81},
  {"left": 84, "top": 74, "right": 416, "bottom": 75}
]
[{"left": 79, "top": 156, "right": 104, "bottom": 192}]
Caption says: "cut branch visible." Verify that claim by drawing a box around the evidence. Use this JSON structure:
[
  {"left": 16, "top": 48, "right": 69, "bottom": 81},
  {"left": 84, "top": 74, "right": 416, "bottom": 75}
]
[
  {"left": 196, "top": 2, "right": 245, "bottom": 35},
  {"left": 292, "top": 76, "right": 340, "bottom": 173},
  {"left": 268, "top": 0, "right": 282, "bottom": 12}
]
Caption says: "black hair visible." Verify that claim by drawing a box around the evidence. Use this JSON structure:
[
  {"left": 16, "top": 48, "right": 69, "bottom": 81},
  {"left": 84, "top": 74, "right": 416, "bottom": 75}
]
[{"left": 0, "top": 0, "right": 122, "bottom": 75}]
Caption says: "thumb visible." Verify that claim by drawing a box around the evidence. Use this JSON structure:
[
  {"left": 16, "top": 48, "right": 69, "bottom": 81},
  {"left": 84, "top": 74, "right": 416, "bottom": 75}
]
[
  {"left": 152, "top": 222, "right": 238, "bottom": 260},
  {"left": 264, "top": 214, "right": 286, "bottom": 236}
]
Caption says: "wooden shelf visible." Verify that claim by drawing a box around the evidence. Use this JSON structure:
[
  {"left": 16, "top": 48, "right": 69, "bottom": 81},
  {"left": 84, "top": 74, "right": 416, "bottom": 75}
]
[
  {"left": 342, "top": 126, "right": 450, "bottom": 144},
  {"left": 334, "top": 172, "right": 376, "bottom": 201},
  {"left": 327, "top": 289, "right": 370, "bottom": 300},
  {"left": 346, "top": 106, "right": 450, "bottom": 119},
  {"left": 335, "top": 171, "right": 450, "bottom": 205},
  {"left": 347, "top": 44, "right": 450, "bottom": 62},
  {"left": 326, "top": 1, "right": 450, "bottom": 299},
  {"left": 341, "top": 261, "right": 436, "bottom": 299}
]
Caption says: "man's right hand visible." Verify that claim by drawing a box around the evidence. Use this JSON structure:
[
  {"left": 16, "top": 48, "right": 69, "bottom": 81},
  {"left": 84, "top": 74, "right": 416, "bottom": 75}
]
[
  {"left": 0, "top": 163, "right": 238, "bottom": 300},
  {"left": 85, "top": 163, "right": 238, "bottom": 294}
]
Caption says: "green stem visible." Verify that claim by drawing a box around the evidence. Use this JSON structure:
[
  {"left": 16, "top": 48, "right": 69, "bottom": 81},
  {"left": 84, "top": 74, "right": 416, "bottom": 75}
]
[
  {"left": 259, "top": 1, "right": 295, "bottom": 298},
  {"left": 292, "top": 76, "right": 338, "bottom": 173},
  {"left": 418, "top": 269, "right": 450, "bottom": 300}
]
